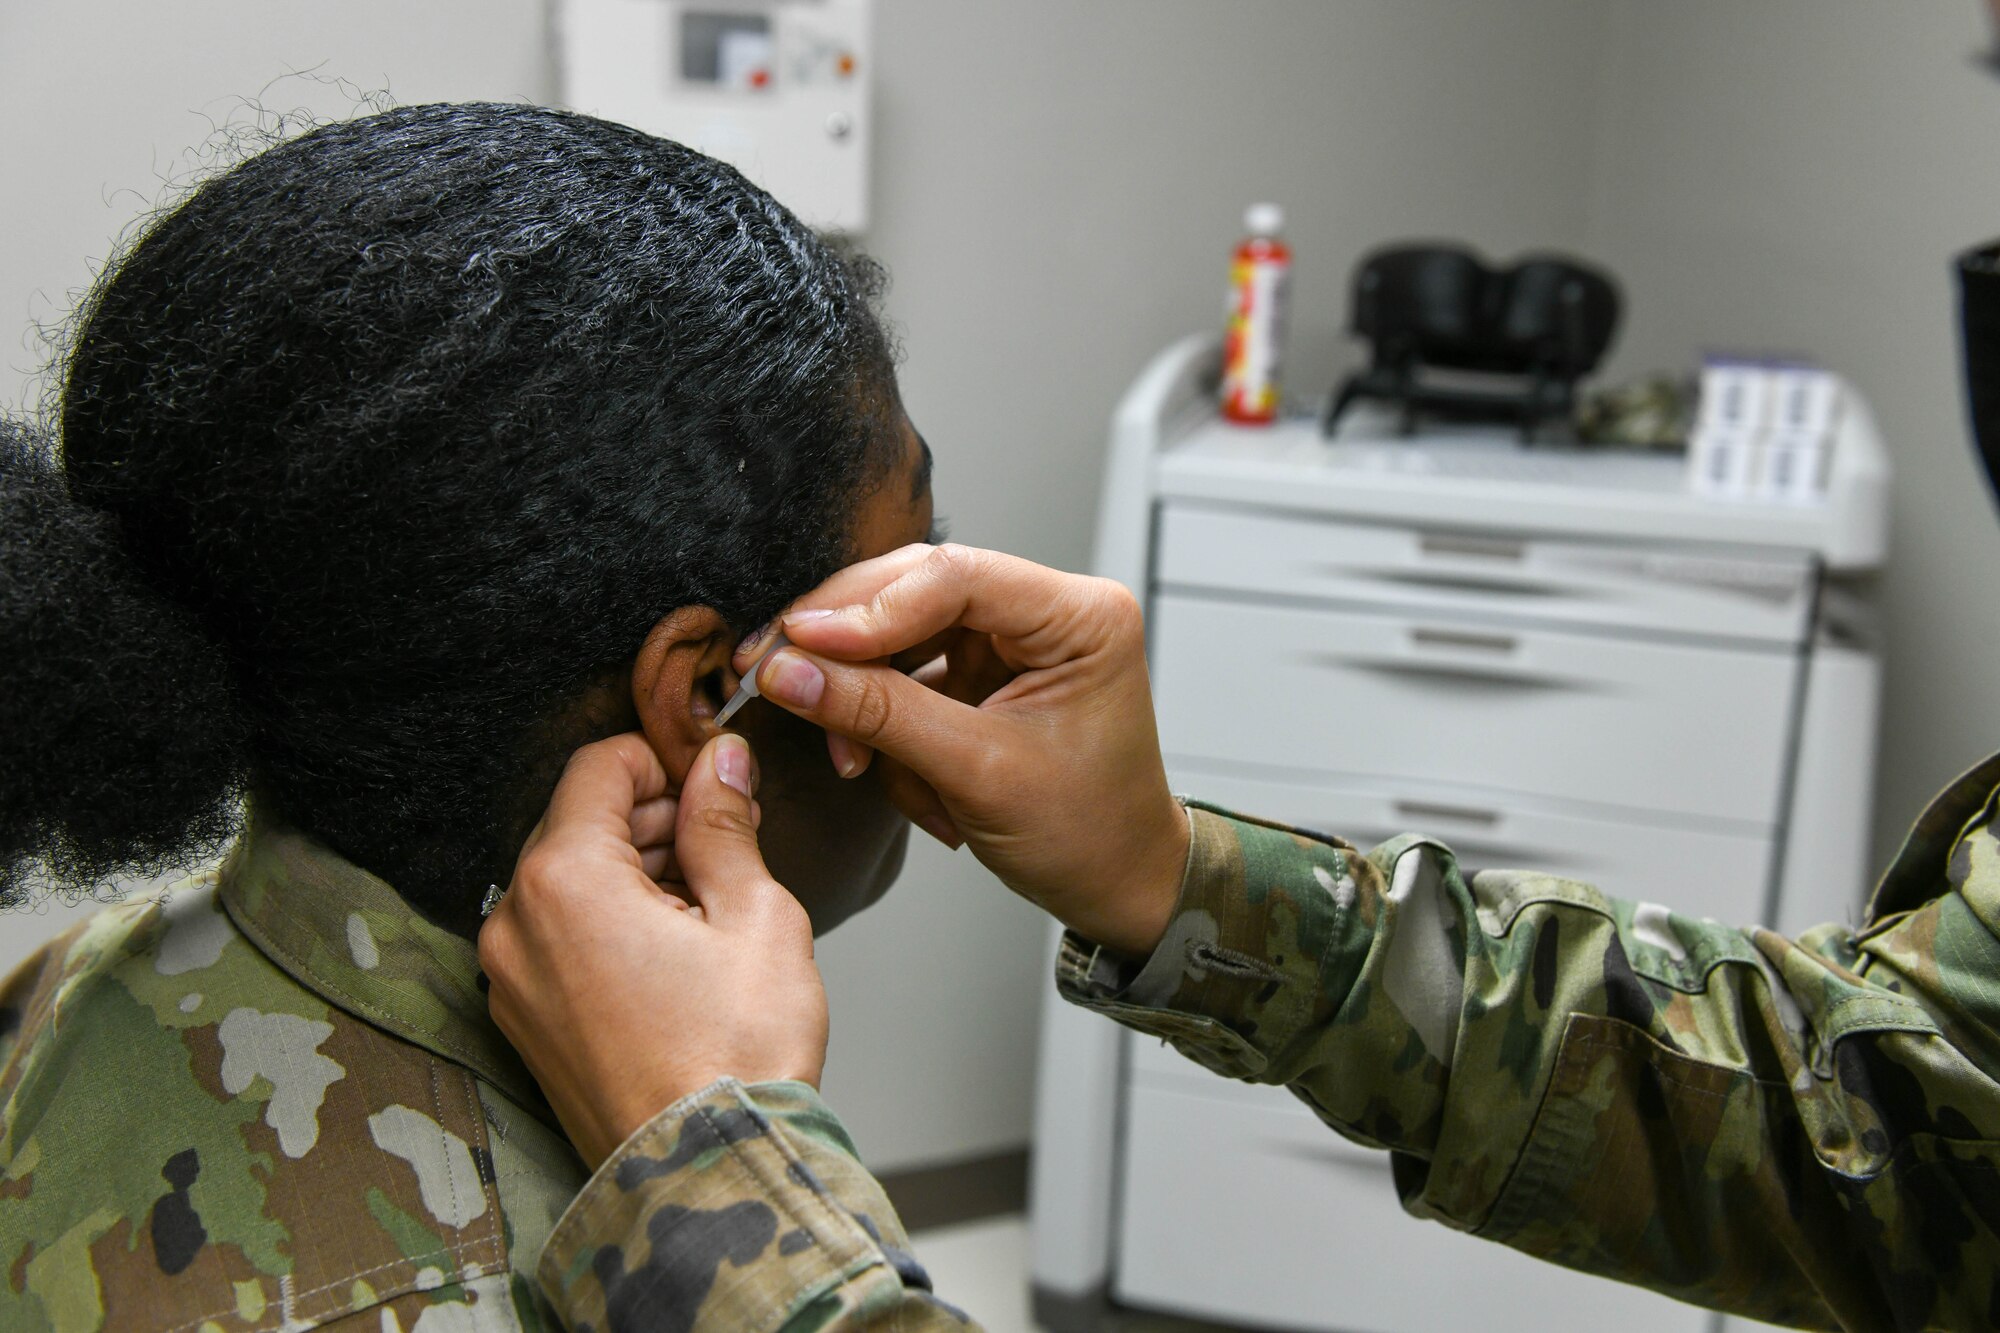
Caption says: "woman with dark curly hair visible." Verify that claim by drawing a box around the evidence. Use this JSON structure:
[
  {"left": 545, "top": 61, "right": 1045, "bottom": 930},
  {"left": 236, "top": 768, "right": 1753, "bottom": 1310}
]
[{"left": 0, "top": 102, "right": 944, "bottom": 1331}]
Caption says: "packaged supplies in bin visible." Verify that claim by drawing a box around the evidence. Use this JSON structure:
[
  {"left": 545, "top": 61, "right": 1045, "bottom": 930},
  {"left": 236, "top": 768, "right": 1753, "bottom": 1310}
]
[{"left": 1688, "top": 356, "right": 1843, "bottom": 505}]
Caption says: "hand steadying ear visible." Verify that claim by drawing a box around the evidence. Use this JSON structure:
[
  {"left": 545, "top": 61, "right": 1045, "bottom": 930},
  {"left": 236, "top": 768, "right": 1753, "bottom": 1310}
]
[{"left": 479, "top": 732, "right": 827, "bottom": 1168}]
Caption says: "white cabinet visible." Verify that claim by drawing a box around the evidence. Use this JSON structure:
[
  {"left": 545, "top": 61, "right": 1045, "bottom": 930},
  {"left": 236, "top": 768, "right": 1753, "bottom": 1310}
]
[
  {"left": 1030, "top": 337, "right": 1889, "bottom": 1333},
  {"left": 1119, "top": 522, "right": 1792, "bottom": 1333}
]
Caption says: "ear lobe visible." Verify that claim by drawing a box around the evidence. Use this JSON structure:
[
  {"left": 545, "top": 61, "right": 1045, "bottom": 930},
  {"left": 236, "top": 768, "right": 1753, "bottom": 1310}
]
[{"left": 630, "top": 606, "right": 739, "bottom": 787}]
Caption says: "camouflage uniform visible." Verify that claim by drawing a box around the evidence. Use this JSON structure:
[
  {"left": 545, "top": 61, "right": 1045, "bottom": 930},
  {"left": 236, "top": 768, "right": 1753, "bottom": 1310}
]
[
  {"left": 1059, "top": 759, "right": 2000, "bottom": 1332},
  {"left": 528, "top": 754, "right": 2000, "bottom": 1332},
  {"left": 0, "top": 816, "right": 930, "bottom": 1331},
  {"left": 14, "top": 751, "right": 2000, "bottom": 1332}
]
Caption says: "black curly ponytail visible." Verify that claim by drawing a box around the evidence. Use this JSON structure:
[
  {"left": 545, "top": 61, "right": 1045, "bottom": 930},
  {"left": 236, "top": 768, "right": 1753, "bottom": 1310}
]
[
  {"left": 0, "top": 420, "right": 248, "bottom": 904},
  {"left": 5, "top": 102, "right": 899, "bottom": 927}
]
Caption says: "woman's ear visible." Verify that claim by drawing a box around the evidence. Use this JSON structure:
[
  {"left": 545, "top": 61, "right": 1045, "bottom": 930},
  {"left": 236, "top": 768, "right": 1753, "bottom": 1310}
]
[{"left": 630, "top": 606, "right": 739, "bottom": 787}]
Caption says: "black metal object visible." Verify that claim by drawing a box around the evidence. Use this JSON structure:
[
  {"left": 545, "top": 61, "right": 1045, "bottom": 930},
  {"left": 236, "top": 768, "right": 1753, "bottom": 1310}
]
[
  {"left": 1322, "top": 244, "right": 1621, "bottom": 441},
  {"left": 1957, "top": 240, "right": 2000, "bottom": 511}
]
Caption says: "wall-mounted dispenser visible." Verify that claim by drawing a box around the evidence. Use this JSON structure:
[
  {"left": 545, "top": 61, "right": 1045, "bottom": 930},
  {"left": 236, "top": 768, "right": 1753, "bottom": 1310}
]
[{"left": 558, "top": 0, "right": 873, "bottom": 231}]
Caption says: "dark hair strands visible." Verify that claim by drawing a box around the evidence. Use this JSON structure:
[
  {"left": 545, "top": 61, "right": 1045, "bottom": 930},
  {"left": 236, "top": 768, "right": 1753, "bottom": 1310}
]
[
  {"left": 0, "top": 420, "right": 249, "bottom": 905},
  {"left": 2, "top": 101, "right": 899, "bottom": 930}
]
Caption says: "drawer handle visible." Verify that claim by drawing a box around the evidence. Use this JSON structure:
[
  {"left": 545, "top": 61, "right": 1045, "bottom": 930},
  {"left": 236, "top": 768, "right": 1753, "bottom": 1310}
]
[
  {"left": 1318, "top": 655, "right": 1579, "bottom": 692},
  {"left": 1419, "top": 533, "right": 1526, "bottom": 562},
  {"left": 1392, "top": 799, "right": 1501, "bottom": 827},
  {"left": 1345, "top": 826, "right": 1569, "bottom": 870},
  {"left": 1409, "top": 627, "right": 1519, "bottom": 654},
  {"left": 1369, "top": 567, "right": 1568, "bottom": 599}
]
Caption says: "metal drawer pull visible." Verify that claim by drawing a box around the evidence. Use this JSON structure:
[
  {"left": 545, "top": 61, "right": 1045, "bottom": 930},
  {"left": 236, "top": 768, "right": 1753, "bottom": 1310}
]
[
  {"left": 1392, "top": 799, "right": 1501, "bottom": 827},
  {"left": 1418, "top": 533, "right": 1526, "bottom": 562},
  {"left": 1409, "top": 627, "right": 1519, "bottom": 654},
  {"left": 1369, "top": 567, "right": 1566, "bottom": 598},
  {"left": 1321, "top": 655, "right": 1576, "bottom": 692},
  {"left": 1344, "top": 826, "right": 1567, "bottom": 870}
]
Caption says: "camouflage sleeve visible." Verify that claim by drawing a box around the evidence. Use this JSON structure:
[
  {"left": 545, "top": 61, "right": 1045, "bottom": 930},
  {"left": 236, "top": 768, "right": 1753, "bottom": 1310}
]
[
  {"left": 1057, "top": 799, "right": 2000, "bottom": 1331},
  {"left": 537, "top": 1077, "right": 975, "bottom": 1331}
]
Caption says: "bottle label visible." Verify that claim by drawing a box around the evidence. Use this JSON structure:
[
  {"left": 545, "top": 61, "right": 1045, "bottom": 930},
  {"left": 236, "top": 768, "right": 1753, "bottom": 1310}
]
[{"left": 1223, "top": 254, "right": 1289, "bottom": 422}]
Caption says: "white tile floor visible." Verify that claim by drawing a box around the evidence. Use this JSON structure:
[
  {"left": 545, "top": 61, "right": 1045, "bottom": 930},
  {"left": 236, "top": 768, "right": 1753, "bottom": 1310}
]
[{"left": 908, "top": 1215, "right": 1041, "bottom": 1332}]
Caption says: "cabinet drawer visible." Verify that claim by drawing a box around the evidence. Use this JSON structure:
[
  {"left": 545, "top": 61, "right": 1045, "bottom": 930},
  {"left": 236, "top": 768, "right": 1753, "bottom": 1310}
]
[
  {"left": 1152, "top": 594, "right": 1795, "bottom": 825},
  {"left": 1164, "top": 766, "right": 1775, "bottom": 919},
  {"left": 1157, "top": 502, "right": 1817, "bottom": 644},
  {"left": 1115, "top": 1082, "right": 1708, "bottom": 1333}
]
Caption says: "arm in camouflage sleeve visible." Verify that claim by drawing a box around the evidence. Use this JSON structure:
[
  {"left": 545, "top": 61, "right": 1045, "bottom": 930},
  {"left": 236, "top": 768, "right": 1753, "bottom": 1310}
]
[
  {"left": 1059, "top": 798, "right": 2000, "bottom": 1331},
  {"left": 538, "top": 1077, "right": 976, "bottom": 1332}
]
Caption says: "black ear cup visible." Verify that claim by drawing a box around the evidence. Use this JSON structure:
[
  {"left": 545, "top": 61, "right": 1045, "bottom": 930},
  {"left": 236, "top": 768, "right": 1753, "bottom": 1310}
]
[
  {"left": 1495, "top": 258, "right": 1620, "bottom": 372},
  {"left": 1326, "top": 245, "right": 1621, "bottom": 441},
  {"left": 1352, "top": 245, "right": 1488, "bottom": 354}
]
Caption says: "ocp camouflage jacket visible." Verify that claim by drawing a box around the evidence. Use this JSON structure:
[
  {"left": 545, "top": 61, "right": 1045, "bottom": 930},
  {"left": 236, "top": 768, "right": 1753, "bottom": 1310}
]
[
  {"left": 0, "top": 816, "right": 927, "bottom": 1332},
  {"left": 10, "top": 752, "right": 2000, "bottom": 1331}
]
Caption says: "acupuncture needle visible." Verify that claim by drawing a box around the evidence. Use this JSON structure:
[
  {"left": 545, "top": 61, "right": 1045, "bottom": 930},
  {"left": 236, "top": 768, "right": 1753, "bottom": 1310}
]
[{"left": 714, "top": 632, "right": 790, "bottom": 728}]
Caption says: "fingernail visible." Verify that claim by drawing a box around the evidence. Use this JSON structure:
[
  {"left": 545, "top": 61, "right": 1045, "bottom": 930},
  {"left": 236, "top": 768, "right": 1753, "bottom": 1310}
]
[
  {"left": 828, "top": 732, "right": 863, "bottom": 779},
  {"left": 715, "top": 734, "right": 754, "bottom": 798},
  {"left": 916, "top": 814, "right": 962, "bottom": 849},
  {"left": 761, "top": 651, "right": 825, "bottom": 708},
  {"left": 781, "top": 607, "right": 838, "bottom": 629},
  {"left": 735, "top": 621, "right": 774, "bottom": 657}
]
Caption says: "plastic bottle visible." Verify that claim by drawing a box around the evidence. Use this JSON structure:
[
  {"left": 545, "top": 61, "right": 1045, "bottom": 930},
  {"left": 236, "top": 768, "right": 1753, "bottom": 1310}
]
[{"left": 1221, "top": 202, "right": 1292, "bottom": 425}]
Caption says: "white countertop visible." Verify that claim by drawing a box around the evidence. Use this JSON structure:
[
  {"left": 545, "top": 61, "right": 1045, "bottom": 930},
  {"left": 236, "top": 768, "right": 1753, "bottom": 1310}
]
[{"left": 1154, "top": 404, "right": 1889, "bottom": 568}]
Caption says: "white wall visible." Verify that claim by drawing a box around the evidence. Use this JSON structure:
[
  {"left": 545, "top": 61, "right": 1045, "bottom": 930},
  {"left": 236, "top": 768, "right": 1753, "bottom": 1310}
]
[
  {"left": 8, "top": 2, "right": 1991, "bottom": 1173},
  {"left": 1575, "top": 1, "right": 2000, "bottom": 867},
  {"left": 0, "top": 1, "right": 553, "bottom": 406}
]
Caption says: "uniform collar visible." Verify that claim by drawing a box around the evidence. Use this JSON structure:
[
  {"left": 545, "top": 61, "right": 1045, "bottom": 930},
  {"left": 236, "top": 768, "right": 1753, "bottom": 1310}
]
[
  {"left": 1866, "top": 748, "right": 2000, "bottom": 923},
  {"left": 216, "top": 810, "right": 549, "bottom": 1118}
]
